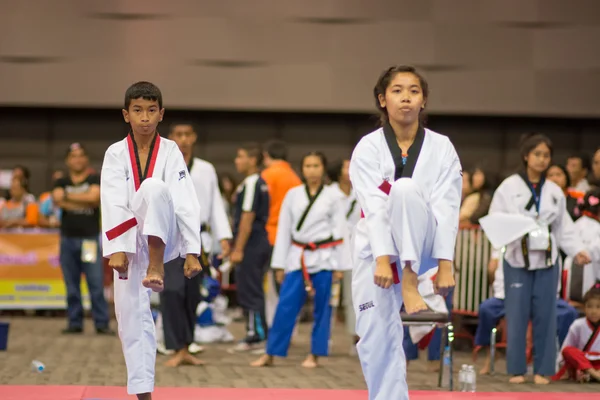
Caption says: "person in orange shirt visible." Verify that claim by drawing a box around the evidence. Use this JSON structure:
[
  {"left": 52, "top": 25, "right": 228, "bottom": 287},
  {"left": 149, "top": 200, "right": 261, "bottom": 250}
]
[
  {"left": 0, "top": 177, "right": 38, "bottom": 228},
  {"left": 261, "top": 140, "right": 302, "bottom": 327}
]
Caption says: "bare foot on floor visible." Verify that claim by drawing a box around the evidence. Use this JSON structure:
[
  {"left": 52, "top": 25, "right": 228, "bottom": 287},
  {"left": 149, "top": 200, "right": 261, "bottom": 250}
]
[
  {"left": 143, "top": 264, "right": 164, "bottom": 292},
  {"left": 182, "top": 352, "right": 205, "bottom": 366},
  {"left": 576, "top": 371, "right": 591, "bottom": 383},
  {"left": 165, "top": 350, "right": 205, "bottom": 367},
  {"left": 480, "top": 355, "right": 491, "bottom": 375},
  {"left": 534, "top": 374, "right": 549, "bottom": 385},
  {"left": 509, "top": 375, "right": 526, "bottom": 384},
  {"left": 164, "top": 351, "right": 184, "bottom": 367},
  {"left": 588, "top": 368, "right": 600, "bottom": 382},
  {"left": 403, "top": 288, "right": 428, "bottom": 314},
  {"left": 301, "top": 355, "right": 318, "bottom": 368},
  {"left": 250, "top": 354, "right": 274, "bottom": 367}
]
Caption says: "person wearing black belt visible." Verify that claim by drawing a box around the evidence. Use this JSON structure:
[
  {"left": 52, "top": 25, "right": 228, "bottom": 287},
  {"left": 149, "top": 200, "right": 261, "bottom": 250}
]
[
  {"left": 52, "top": 143, "right": 112, "bottom": 334},
  {"left": 160, "top": 123, "right": 233, "bottom": 367}
]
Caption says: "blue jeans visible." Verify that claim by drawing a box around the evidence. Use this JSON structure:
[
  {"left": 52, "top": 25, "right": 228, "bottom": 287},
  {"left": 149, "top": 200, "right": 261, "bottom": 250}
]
[{"left": 59, "top": 236, "right": 109, "bottom": 329}]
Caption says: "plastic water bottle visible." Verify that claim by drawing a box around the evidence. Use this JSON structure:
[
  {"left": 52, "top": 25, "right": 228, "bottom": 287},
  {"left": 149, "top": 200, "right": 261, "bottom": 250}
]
[
  {"left": 459, "top": 364, "right": 468, "bottom": 391},
  {"left": 31, "top": 360, "right": 45, "bottom": 373},
  {"left": 441, "top": 346, "right": 451, "bottom": 388},
  {"left": 466, "top": 365, "right": 476, "bottom": 392}
]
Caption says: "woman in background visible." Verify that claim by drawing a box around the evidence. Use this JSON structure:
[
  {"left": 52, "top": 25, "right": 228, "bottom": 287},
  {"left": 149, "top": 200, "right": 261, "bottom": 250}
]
[{"left": 546, "top": 164, "right": 584, "bottom": 222}]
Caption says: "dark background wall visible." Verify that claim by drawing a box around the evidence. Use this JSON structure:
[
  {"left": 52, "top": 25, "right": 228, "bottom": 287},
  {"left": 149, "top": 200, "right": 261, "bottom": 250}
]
[{"left": 1, "top": 107, "right": 598, "bottom": 195}]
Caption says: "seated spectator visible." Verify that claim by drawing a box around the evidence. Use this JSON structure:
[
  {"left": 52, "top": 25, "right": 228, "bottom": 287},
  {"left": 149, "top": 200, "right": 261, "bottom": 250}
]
[
  {"left": 4, "top": 165, "right": 35, "bottom": 203},
  {"left": 0, "top": 177, "right": 39, "bottom": 228},
  {"left": 459, "top": 167, "right": 492, "bottom": 225},
  {"left": 38, "top": 170, "right": 65, "bottom": 229},
  {"left": 547, "top": 163, "right": 583, "bottom": 222}
]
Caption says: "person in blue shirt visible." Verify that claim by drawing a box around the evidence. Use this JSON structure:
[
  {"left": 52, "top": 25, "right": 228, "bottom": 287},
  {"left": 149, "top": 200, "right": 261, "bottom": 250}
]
[{"left": 229, "top": 143, "right": 271, "bottom": 352}]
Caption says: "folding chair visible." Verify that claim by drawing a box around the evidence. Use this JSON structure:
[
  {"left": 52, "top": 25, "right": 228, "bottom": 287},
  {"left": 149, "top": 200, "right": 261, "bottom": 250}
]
[{"left": 401, "top": 311, "right": 454, "bottom": 391}]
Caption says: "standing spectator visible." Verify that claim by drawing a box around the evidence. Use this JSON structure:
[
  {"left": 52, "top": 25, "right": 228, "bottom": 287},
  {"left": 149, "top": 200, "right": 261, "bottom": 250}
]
[
  {"left": 52, "top": 143, "right": 112, "bottom": 335},
  {"left": 261, "top": 140, "right": 302, "bottom": 327},
  {"left": 566, "top": 153, "right": 591, "bottom": 193},
  {"left": 590, "top": 148, "right": 600, "bottom": 188}
]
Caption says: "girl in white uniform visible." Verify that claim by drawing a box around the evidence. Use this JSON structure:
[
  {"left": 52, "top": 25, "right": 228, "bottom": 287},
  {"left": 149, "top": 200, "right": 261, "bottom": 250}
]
[
  {"left": 251, "top": 152, "right": 347, "bottom": 368},
  {"left": 350, "top": 65, "right": 461, "bottom": 400},
  {"left": 487, "top": 133, "right": 590, "bottom": 384}
]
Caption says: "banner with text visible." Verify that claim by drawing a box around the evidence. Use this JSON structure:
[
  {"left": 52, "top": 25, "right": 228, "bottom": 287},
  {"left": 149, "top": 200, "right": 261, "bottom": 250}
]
[{"left": 0, "top": 230, "right": 91, "bottom": 309}]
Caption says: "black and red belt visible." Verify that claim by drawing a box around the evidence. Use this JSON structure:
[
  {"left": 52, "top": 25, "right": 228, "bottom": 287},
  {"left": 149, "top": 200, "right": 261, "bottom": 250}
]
[{"left": 292, "top": 237, "right": 343, "bottom": 293}]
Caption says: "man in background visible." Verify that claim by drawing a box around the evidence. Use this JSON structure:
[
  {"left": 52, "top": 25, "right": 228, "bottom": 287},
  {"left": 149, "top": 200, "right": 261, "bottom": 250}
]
[
  {"left": 566, "top": 153, "right": 591, "bottom": 192},
  {"left": 53, "top": 143, "right": 112, "bottom": 335},
  {"left": 261, "top": 140, "right": 301, "bottom": 327}
]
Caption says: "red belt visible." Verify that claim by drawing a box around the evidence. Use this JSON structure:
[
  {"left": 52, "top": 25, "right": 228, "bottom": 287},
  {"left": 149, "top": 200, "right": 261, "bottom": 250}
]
[
  {"left": 359, "top": 179, "right": 400, "bottom": 284},
  {"left": 292, "top": 237, "right": 343, "bottom": 293}
]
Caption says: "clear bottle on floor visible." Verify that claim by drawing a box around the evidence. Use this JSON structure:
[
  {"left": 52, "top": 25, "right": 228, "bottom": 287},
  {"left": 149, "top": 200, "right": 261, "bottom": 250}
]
[
  {"left": 31, "top": 360, "right": 44, "bottom": 373},
  {"left": 440, "top": 345, "right": 451, "bottom": 388},
  {"left": 459, "top": 364, "right": 468, "bottom": 391},
  {"left": 466, "top": 365, "right": 476, "bottom": 392}
]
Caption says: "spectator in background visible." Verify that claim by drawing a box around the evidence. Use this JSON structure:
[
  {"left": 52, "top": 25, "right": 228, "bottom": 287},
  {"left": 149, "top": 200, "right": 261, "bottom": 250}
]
[
  {"left": 590, "top": 147, "right": 600, "bottom": 188},
  {"left": 0, "top": 177, "right": 38, "bottom": 228},
  {"left": 4, "top": 165, "right": 35, "bottom": 203},
  {"left": 566, "top": 153, "right": 591, "bottom": 193},
  {"left": 52, "top": 143, "right": 112, "bottom": 335},
  {"left": 218, "top": 172, "right": 237, "bottom": 225},
  {"left": 261, "top": 140, "right": 302, "bottom": 329},
  {"left": 462, "top": 169, "right": 472, "bottom": 202},
  {"left": 38, "top": 170, "right": 65, "bottom": 229},
  {"left": 546, "top": 164, "right": 583, "bottom": 222},
  {"left": 459, "top": 167, "right": 492, "bottom": 225}
]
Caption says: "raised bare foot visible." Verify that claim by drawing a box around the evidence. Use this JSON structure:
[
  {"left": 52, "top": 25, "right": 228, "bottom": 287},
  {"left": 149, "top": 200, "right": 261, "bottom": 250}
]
[
  {"left": 301, "top": 355, "right": 318, "bottom": 368},
  {"left": 533, "top": 374, "right": 549, "bottom": 385},
  {"left": 143, "top": 263, "right": 164, "bottom": 292},
  {"left": 509, "top": 375, "right": 526, "bottom": 384},
  {"left": 403, "top": 288, "right": 428, "bottom": 314},
  {"left": 250, "top": 354, "right": 273, "bottom": 367}
]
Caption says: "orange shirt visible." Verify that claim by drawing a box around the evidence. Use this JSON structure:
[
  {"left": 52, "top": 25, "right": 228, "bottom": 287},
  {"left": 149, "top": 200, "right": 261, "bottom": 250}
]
[
  {"left": 262, "top": 161, "right": 302, "bottom": 245},
  {"left": 0, "top": 197, "right": 39, "bottom": 226}
]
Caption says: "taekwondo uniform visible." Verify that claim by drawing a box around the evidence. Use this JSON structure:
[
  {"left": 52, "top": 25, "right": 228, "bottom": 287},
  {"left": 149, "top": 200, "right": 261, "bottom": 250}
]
[
  {"left": 233, "top": 173, "right": 271, "bottom": 344},
  {"left": 563, "top": 214, "right": 600, "bottom": 303},
  {"left": 330, "top": 181, "right": 361, "bottom": 336},
  {"left": 267, "top": 184, "right": 347, "bottom": 358},
  {"left": 487, "top": 173, "right": 584, "bottom": 377},
  {"left": 160, "top": 156, "right": 232, "bottom": 352},
  {"left": 553, "top": 316, "right": 600, "bottom": 380},
  {"left": 349, "top": 124, "right": 462, "bottom": 400},
  {"left": 101, "top": 133, "right": 201, "bottom": 395},
  {"left": 475, "top": 251, "right": 578, "bottom": 349}
]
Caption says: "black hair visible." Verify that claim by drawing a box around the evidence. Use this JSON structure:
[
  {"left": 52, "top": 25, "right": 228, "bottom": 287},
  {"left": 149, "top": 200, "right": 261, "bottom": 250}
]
[
  {"left": 567, "top": 152, "right": 591, "bottom": 171},
  {"left": 583, "top": 283, "right": 600, "bottom": 305},
  {"left": 300, "top": 151, "right": 328, "bottom": 183},
  {"left": 518, "top": 133, "right": 553, "bottom": 168},
  {"left": 326, "top": 159, "right": 344, "bottom": 183},
  {"left": 217, "top": 172, "right": 237, "bottom": 197},
  {"left": 124, "top": 81, "right": 163, "bottom": 110},
  {"left": 581, "top": 187, "right": 600, "bottom": 217},
  {"left": 168, "top": 121, "right": 197, "bottom": 134},
  {"left": 546, "top": 164, "right": 571, "bottom": 189},
  {"left": 65, "top": 142, "right": 87, "bottom": 158},
  {"left": 263, "top": 140, "right": 288, "bottom": 161},
  {"left": 13, "top": 165, "right": 30, "bottom": 181},
  {"left": 373, "top": 65, "right": 430, "bottom": 127},
  {"left": 239, "top": 142, "right": 263, "bottom": 166}
]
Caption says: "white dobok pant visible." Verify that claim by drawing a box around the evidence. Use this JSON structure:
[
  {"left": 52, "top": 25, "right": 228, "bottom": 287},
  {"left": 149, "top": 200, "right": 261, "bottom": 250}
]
[
  {"left": 113, "top": 178, "right": 180, "bottom": 395},
  {"left": 352, "top": 178, "right": 437, "bottom": 400}
]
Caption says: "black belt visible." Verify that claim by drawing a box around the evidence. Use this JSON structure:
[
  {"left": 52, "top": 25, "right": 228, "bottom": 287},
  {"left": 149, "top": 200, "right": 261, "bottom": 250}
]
[
  {"left": 521, "top": 225, "right": 552, "bottom": 269},
  {"left": 201, "top": 223, "right": 211, "bottom": 233}
]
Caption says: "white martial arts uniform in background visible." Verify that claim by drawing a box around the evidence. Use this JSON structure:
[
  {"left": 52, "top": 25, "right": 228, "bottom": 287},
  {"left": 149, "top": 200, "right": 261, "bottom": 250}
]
[
  {"left": 330, "top": 181, "right": 361, "bottom": 336},
  {"left": 188, "top": 157, "right": 233, "bottom": 254},
  {"left": 266, "top": 184, "right": 348, "bottom": 358},
  {"left": 101, "top": 133, "right": 201, "bottom": 395},
  {"left": 349, "top": 124, "right": 462, "bottom": 400},
  {"left": 563, "top": 214, "right": 600, "bottom": 301}
]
